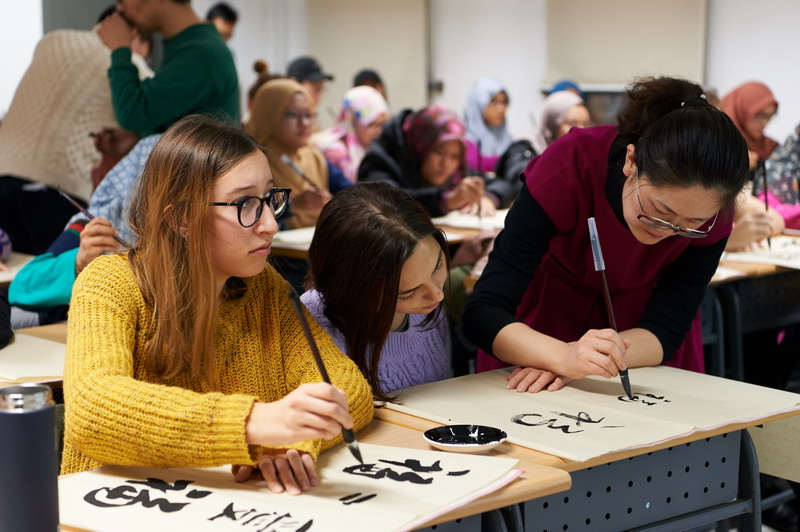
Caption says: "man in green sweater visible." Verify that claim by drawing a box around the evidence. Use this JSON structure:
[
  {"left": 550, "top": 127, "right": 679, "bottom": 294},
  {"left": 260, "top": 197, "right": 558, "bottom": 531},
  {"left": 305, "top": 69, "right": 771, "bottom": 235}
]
[{"left": 97, "top": 0, "right": 239, "bottom": 136}]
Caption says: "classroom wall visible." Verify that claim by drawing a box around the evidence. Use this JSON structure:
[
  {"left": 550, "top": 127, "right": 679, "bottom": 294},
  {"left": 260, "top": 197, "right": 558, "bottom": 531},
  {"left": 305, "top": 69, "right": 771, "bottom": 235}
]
[
  {"left": 306, "top": 0, "right": 429, "bottom": 130},
  {"left": 428, "top": 0, "right": 547, "bottom": 140},
  {"left": 0, "top": 0, "right": 42, "bottom": 117},
  {"left": 705, "top": 0, "right": 800, "bottom": 143}
]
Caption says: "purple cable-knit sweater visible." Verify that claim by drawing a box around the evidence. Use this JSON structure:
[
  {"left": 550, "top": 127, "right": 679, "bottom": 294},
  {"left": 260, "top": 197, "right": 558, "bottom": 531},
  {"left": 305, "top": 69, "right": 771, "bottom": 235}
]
[{"left": 301, "top": 289, "right": 450, "bottom": 394}]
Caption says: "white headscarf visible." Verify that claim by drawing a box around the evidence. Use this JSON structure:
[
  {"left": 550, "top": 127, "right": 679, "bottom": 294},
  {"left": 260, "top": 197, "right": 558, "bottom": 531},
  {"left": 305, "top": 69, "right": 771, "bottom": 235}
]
[
  {"left": 531, "top": 91, "right": 585, "bottom": 154},
  {"left": 463, "top": 77, "right": 514, "bottom": 156}
]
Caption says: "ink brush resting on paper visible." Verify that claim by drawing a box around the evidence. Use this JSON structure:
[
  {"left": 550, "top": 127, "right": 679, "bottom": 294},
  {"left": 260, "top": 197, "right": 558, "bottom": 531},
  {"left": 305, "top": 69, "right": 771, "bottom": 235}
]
[
  {"left": 587, "top": 217, "right": 633, "bottom": 400},
  {"left": 287, "top": 287, "right": 364, "bottom": 465},
  {"left": 476, "top": 140, "right": 483, "bottom": 223},
  {"left": 761, "top": 162, "right": 772, "bottom": 251},
  {"left": 57, "top": 188, "right": 131, "bottom": 248}
]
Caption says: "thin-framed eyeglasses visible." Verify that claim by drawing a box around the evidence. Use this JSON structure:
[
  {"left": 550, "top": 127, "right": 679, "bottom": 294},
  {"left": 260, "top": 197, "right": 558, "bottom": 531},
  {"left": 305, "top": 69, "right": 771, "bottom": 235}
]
[
  {"left": 634, "top": 171, "right": 717, "bottom": 239},
  {"left": 209, "top": 187, "right": 291, "bottom": 228},
  {"left": 283, "top": 110, "right": 317, "bottom": 123}
]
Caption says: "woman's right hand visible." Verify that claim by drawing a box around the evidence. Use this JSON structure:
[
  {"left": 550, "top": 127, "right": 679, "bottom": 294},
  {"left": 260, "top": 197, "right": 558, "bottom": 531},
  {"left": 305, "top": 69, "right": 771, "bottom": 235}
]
[
  {"left": 445, "top": 176, "right": 485, "bottom": 211},
  {"left": 726, "top": 210, "right": 773, "bottom": 251},
  {"left": 292, "top": 188, "right": 333, "bottom": 211},
  {"left": 557, "top": 328, "right": 630, "bottom": 380},
  {"left": 75, "top": 218, "right": 120, "bottom": 274},
  {"left": 245, "top": 382, "right": 353, "bottom": 448}
]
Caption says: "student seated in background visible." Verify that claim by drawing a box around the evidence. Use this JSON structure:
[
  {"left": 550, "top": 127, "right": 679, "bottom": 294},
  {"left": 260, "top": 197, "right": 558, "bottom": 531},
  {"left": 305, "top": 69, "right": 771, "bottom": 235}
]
[
  {"left": 246, "top": 79, "right": 349, "bottom": 229},
  {"left": 465, "top": 77, "right": 749, "bottom": 392},
  {"left": 287, "top": 56, "right": 334, "bottom": 110},
  {"left": 722, "top": 81, "right": 779, "bottom": 170},
  {"left": 62, "top": 116, "right": 373, "bottom": 497},
  {"left": 462, "top": 77, "right": 514, "bottom": 175},
  {"left": 302, "top": 183, "right": 450, "bottom": 402},
  {"left": 8, "top": 135, "right": 161, "bottom": 329},
  {"left": 358, "top": 105, "right": 508, "bottom": 216},
  {"left": 205, "top": 1, "right": 238, "bottom": 42},
  {"left": 720, "top": 81, "right": 785, "bottom": 250},
  {"left": 353, "top": 68, "right": 387, "bottom": 101},
  {"left": 312, "top": 86, "right": 390, "bottom": 183},
  {"left": 531, "top": 90, "right": 591, "bottom": 155},
  {"left": 754, "top": 122, "right": 800, "bottom": 230}
]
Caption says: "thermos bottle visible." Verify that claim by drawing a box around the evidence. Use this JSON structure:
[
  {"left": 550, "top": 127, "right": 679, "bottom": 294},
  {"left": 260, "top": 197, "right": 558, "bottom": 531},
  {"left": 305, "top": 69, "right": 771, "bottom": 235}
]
[{"left": 0, "top": 384, "right": 59, "bottom": 531}]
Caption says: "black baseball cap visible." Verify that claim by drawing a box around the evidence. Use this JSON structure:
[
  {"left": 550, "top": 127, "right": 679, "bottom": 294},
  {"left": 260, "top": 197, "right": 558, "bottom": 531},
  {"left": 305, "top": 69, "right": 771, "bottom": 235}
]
[{"left": 287, "top": 56, "right": 334, "bottom": 83}]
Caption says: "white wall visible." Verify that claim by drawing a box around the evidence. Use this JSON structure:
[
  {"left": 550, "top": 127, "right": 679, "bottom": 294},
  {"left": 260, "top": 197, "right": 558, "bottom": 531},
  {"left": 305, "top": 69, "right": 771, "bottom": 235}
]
[
  {"left": 429, "top": 0, "right": 547, "bottom": 140},
  {"left": 706, "top": 0, "right": 800, "bottom": 143},
  {"left": 0, "top": 0, "right": 42, "bottom": 118}
]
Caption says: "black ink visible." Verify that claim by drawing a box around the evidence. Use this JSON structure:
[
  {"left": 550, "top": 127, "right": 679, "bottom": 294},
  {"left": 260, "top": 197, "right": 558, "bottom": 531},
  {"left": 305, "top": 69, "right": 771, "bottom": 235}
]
[
  {"left": 208, "top": 503, "right": 313, "bottom": 531},
  {"left": 339, "top": 492, "right": 378, "bottom": 505},
  {"left": 297, "top": 521, "right": 313, "bottom": 532},
  {"left": 342, "top": 463, "right": 433, "bottom": 484},
  {"left": 127, "top": 478, "right": 193, "bottom": 492},
  {"left": 209, "top": 503, "right": 256, "bottom": 522},
  {"left": 511, "top": 411, "right": 615, "bottom": 434},
  {"left": 378, "top": 459, "right": 442, "bottom": 473},
  {"left": 186, "top": 488, "right": 212, "bottom": 499},
  {"left": 447, "top": 470, "right": 470, "bottom": 476},
  {"left": 84, "top": 486, "right": 189, "bottom": 512},
  {"left": 618, "top": 393, "right": 672, "bottom": 406}
]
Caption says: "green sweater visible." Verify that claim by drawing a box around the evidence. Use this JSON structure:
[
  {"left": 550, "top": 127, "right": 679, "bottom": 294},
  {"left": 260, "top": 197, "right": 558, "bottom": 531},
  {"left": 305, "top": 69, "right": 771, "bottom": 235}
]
[{"left": 108, "top": 24, "right": 239, "bottom": 136}]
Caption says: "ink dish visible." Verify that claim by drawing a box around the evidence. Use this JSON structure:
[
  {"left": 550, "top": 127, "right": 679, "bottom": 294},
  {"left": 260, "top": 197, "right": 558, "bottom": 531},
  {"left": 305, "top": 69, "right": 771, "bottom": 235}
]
[{"left": 423, "top": 425, "right": 507, "bottom": 454}]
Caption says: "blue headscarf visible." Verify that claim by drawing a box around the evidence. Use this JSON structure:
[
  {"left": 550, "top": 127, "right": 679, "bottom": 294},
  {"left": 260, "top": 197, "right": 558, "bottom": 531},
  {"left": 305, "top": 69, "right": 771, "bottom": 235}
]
[{"left": 463, "top": 77, "right": 514, "bottom": 157}]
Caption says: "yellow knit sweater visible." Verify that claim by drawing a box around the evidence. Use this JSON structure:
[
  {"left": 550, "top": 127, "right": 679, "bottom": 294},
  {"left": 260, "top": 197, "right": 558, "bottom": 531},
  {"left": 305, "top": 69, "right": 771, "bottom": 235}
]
[{"left": 61, "top": 253, "right": 373, "bottom": 474}]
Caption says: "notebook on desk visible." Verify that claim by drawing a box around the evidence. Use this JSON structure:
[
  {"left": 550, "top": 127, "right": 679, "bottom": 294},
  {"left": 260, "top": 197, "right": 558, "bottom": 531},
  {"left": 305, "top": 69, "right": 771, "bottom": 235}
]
[
  {"left": 0, "top": 333, "right": 66, "bottom": 385},
  {"left": 0, "top": 252, "right": 35, "bottom": 285}
]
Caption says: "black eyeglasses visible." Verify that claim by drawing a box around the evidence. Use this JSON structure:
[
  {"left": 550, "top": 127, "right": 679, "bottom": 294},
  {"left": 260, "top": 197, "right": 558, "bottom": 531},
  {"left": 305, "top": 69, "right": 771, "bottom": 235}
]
[
  {"left": 634, "top": 171, "right": 717, "bottom": 239},
  {"left": 209, "top": 188, "right": 291, "bottom": 227}
]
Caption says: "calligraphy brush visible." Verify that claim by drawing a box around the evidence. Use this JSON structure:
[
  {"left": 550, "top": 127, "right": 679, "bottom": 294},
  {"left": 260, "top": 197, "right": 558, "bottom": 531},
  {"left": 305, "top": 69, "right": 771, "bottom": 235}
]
[
  {"left": 476, "top": 140, "right": 483, "bottom": 224},
  {"left": 280, "top": 154, "right": 319, "bottom": 190},
  {"left": 761, "top": 162, "right": 772, "bottom": 251},
  {"left": 287, "top": 287, "right": 364, "bottom": 465},
  {"left": 57, "top": 188, "right": 131, "bottom": 248},
  {"left": 587, "top": 217, "right": 633, "bottom": 400}
]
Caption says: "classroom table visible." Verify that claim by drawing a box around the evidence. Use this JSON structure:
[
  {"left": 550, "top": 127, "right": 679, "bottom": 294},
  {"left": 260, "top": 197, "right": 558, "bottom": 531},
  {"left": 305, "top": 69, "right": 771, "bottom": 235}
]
[
  {"left": 375, "top": 399, "right": 800, "bottom": 532},
  {"left": 0, "top": 251, "right": 34, "bottom": 287},
  {"left": 271, "top": 225, "right": 483, "bottom": 260},
  {"left": 58, "top": 416, "right": 572, "bottom": 532}
]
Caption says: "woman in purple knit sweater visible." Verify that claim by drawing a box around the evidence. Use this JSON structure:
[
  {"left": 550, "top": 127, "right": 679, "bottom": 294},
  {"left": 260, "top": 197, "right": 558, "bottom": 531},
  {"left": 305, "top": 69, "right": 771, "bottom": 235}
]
[{"left": 301, "top": 182, "right": 450, "bottom": 401}]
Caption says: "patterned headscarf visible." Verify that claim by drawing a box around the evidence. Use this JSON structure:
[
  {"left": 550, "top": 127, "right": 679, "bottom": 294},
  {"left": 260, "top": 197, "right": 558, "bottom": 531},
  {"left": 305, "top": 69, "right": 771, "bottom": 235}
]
[
  {"left": 463, "top": 77, "right": 514, "bottom": 157},
  {"left": 722, "top": 82, "right": 779, "bottom": 161},
  {"left": 403, "top": 105, "right": 466, "bottom": 168}
]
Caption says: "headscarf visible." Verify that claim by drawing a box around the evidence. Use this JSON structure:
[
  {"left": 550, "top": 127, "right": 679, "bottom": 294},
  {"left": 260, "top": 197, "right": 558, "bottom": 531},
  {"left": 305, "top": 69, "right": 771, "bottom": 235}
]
[
  {"left": 312, "top": 86, "right": 389, "bottom": 182},
  {"left": 531, "top": 90, "right": 585, "bottom": 154},
  {"left": 402, "top": 105, "right": 466, "bottom": 176},
  {"left": 245, "top": 78, "right": 328, "bottom": 228},
  {"left": 463, "top": 77, "right": 514, "bottom": 157},
  {"left": 550, "top": 79, "right": 583, "bottom": 99},
  {"left": 722, "top": 82, "right": 779, "bottom": 161}
]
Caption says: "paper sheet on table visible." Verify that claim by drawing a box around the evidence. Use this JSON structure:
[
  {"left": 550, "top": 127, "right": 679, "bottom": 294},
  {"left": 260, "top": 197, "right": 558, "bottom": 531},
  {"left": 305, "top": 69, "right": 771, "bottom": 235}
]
[
  {"left": 0, "top": 252, "right": 34, "bottom": 284},
  {"left": 749, "top": 416, "right": 800, "bottom": 484},
  {"left": 387, "top": 367, "right": 800, "bottom": 462},
  {"left": 722, "top": 235, "right": 800, "bottom": 269},
  {"left": 272, "top": 227, "right": 316, "bottom": 249},
  {"left": 59, "top": 442, "right": 521, "bottom": 532},
  {"left": 432, "top": 209, "right": 509, "bottom": 230},
  {"left": 0, "top": 333, "right": 66, "bottom": 384},
  {"left": 711, "top": 266, "right": 747, "bottom": 283}
]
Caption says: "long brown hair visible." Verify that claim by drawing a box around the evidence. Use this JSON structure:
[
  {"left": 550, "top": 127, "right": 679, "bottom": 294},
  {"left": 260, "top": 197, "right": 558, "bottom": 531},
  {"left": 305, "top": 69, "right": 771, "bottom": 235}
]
[
  {"left": 128, "top": 115, "right": 266, "bottom": 389},
  {"left": 305, "top": 182, "right": 448, "bottom": 402}
]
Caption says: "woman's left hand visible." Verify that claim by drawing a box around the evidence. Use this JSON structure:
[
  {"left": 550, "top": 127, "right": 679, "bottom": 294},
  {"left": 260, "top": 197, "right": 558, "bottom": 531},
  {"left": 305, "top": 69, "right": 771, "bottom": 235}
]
[
  {"left": 506, "top": 366, "right": 573, "bottom": 393},
  {"left": 233, "top": 449, "right": 318, "bottom": 495},
  {"left": 459, "top": 195, "right": 497, "bottom": 216}
]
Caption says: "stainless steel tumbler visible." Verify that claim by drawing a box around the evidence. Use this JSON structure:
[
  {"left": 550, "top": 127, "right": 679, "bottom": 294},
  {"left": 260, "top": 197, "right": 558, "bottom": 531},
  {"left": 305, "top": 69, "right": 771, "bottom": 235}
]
[{"left": 0, "top": 384, "right": 59, "bottom": 531}]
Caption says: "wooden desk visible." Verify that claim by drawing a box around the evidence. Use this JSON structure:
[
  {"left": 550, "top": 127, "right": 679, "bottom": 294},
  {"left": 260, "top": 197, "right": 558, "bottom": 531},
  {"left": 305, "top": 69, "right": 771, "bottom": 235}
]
[
  {"left": 271, "top": 225, "right": 481, "bottom": 260},
  {"left": 17, "top": 321, "right": 68, "bottom": 344},
  {"left": 0, "top": 251, "right": 34, "bottom": 287}
]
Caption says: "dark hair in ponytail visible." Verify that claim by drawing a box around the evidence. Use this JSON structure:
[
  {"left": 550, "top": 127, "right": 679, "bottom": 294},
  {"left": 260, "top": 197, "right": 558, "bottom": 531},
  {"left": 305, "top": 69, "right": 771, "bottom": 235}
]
[{"left": 617, "top": 77, "right": 749, "bottom": 211}]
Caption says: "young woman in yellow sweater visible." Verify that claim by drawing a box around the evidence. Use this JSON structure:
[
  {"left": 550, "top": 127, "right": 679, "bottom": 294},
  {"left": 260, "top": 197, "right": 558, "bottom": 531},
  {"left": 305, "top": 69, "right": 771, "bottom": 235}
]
[{"left": 62, "top": 115, "right": 373, "bottom": 496}]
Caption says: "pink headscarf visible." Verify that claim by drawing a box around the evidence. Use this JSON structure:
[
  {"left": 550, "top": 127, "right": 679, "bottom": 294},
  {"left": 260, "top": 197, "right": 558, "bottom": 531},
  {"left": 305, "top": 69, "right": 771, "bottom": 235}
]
[
  {"left": 403, "top": 105, "right": 466, "bottom": 166},
  {"left": 722, "top": 82, "right": 779, "bottom": 160}
]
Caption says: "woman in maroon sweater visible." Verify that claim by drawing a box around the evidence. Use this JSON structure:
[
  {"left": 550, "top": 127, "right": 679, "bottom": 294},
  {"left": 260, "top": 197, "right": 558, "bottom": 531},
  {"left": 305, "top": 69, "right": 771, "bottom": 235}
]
[{"left": 465, "top": 77, "right": 749, "bottom": 392}]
